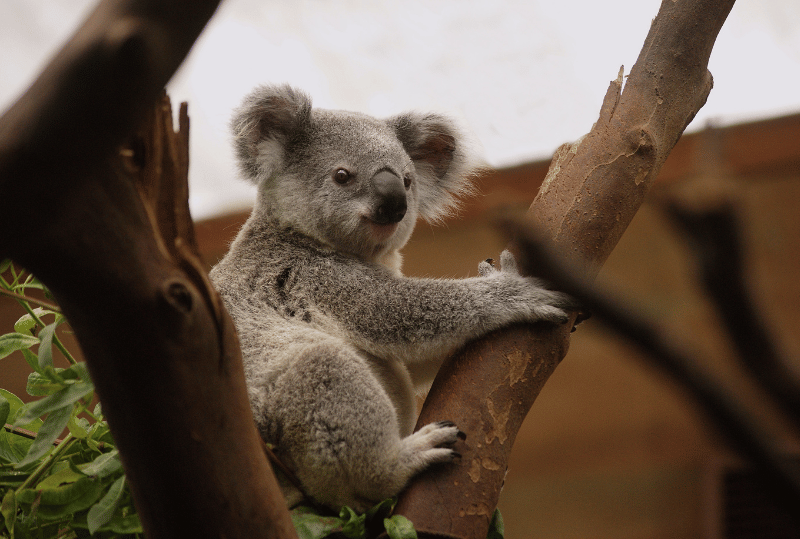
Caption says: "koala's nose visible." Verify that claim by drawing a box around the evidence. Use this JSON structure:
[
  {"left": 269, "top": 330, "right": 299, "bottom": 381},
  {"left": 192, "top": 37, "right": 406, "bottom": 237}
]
[{"left": 372, "top": 170, "right": 407, "bottom": 224}]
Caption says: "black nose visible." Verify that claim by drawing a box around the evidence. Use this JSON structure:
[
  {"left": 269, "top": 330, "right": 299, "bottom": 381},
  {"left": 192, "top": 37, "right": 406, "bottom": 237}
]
[{"left": 372, "top": 171, "right": 407, "bottom": 224}]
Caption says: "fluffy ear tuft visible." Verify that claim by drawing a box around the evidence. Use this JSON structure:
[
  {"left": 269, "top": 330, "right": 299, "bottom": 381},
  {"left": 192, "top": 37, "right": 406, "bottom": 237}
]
[
  {"left": 230, "top": 84, "right": 312, "bottom": 184},
  {"left": 387, "top": 113, "right": 483, "bottom": 223}
]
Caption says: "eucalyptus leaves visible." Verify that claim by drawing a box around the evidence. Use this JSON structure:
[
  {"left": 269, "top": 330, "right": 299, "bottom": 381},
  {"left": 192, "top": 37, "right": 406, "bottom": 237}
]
[{"left": 1, "top": 261, "right": 141, "bottom": 538}]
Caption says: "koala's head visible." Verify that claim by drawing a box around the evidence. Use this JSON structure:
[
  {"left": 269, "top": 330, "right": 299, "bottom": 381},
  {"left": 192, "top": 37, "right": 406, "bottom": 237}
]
[{"left": 231, "top": 84, "right": 480, "bottom": 272}]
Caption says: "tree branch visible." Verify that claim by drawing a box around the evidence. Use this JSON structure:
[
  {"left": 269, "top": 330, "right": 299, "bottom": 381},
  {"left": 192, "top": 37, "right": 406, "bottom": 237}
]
[
  {"left": 0, "top": 2, "right": 297, "bottom": 538},
  {"left": 395, "top": 1, "right": 736, "bottom": 537},
  {"left": 507, "top": 219, "right": 800, "bottom": 523},
  {"left": 664, "top": 202, "right": 800, "bottom": 433}
]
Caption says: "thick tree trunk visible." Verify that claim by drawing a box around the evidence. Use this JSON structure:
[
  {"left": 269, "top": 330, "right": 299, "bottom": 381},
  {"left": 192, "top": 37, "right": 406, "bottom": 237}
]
[
  {"left": 0, "top": 2, "right": 296, "bottom": 538},
  {"left": 394, "top": 1, "right": 736, "bottom": 537}
]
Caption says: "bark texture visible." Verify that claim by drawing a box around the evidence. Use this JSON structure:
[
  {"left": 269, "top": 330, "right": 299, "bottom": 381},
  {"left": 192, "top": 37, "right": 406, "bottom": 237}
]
[
  {"left": 394, "top": 1, "right": 737, "bottom": 537},
  {"left": 0, "top": 2, "right": 296, "bottom": 538}
]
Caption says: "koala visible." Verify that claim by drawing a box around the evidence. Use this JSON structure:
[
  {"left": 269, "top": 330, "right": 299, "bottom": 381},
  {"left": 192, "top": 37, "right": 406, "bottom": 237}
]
[{"left": 209, "top": 84, "right": 572, "bottom": 512}]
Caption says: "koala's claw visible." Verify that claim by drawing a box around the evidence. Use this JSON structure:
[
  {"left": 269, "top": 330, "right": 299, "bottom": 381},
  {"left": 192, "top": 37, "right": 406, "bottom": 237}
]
[
  {"left": 542, "top": 308, "right": 570, "bottom": 325},
  {"left": 432, "top": 421, "right": 467, "bottom": 442},
  {"left": 414, "top": 421, "right": 462, "bottom": 450},
  {"left": 478, "top": 259, "right": 495, "bottom": 277},
  {"left": 438, "top": 423, "right": 462, "bottom": 448},
  {"left": 478, "top": 250, "right": 520, "bottom": 277}
]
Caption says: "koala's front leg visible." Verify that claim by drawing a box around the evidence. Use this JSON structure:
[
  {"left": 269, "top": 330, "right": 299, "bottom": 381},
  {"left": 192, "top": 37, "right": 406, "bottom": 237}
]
[
  {"left": 476, "top": 249, "right": 572, "bottom": 324},
  {"left": 304, "top": 250, "right": 573, "bottom": 366}
]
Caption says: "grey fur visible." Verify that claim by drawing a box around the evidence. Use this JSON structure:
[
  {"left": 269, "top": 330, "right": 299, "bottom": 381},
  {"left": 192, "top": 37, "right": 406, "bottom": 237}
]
[{"left": 210, "top": 84, "right": 571, "bottom": 512}]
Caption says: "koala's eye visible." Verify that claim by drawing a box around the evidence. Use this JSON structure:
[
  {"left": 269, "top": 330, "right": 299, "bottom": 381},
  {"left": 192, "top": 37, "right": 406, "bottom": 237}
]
[
  {"left": 403, "top": 175, "right": 412, "bottom": 189},
  {"left": 333, "top": 168, "right": 351, "bottom": 184}
]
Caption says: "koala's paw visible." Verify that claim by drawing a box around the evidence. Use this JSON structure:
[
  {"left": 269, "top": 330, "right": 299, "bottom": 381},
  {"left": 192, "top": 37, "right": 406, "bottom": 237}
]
[
  {"left": 477, "top": 249, "right": 523, "bottom": 277},
  {"left": 478, "top": 258, "right": 497, "bottom": 277},
  {"left": 403, "top": 421, "right": 464, "bottom": 465},
  {"left": 530, "top": 296, "right": 572, "bottom": 325},
  {"left": 480, "top": 250, "right": 574, "bottom": 325}
]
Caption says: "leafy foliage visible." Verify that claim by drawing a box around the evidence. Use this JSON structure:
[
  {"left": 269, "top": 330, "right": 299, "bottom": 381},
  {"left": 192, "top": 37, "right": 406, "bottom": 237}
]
[
  {"left": 1, "top": 262, "right": 142, "bottom": 538},
  {"left": 486, "top": 508, "right": 504, "bottom": 539},
  {"left": 290, "top": 500, "right": 504, "bottom": 539},
  {"left": 291, "top": 498, "right": 415, "bottom": 539}
]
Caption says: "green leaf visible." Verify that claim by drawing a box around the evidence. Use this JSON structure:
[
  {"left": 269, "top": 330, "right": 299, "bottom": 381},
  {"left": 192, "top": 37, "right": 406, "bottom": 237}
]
[
  {"left": 15, "top": 404, "right": 71, "bottom": 468},
  {"left": 0, "top": 333, "right": 39, "bottom": 360},
  {"left": 339, "top": 505, "right": 366, "bottom": 539},
  {"left": 0, "top": 259, "right": 11, "bottom": 274},
  {"left": 26, "top": 363, "right": 90, "bottom": 397},
  {"left": 0, "top": 430, "right": 34, "bottom": 464},
  {"left": 78, "top": 450, "right": 122, "bottom": 479},
  {"left": 486, "top": 508, "right": 504, "bottom": 539},
  {"left": 0, "top": 394, "right": 8, "bottom": 426},
  {"left": 25, "top": 371, "right": 65, "bottom": 397},
  {"left": 67, "top": 415, "right": 90, "bottom": 439},
  {"left": 289, "top": 499, "right": 405, "bottom": 539},
  {"left": 384, "top": 515, "right": 418, "bottom": 539},
  {"left": 21, "top": 348, "right": 40, "bottom": 373},
  {"left": 291, "top": 506, "right": 345, "bottom": 539},
  {"left": 14, "top": 314, "right": 36, "bottom": 336},
  {"left": 365, "top": 497, "right": 396, "bottom": 521},
  {"left": 14, "top": 309, "right": 57, "bottom": 336},
  {"left": 13, "top": 380, "right": 93, "bottom": 426},
  {"left": 0, "top": 388, "right": 42, "bottom": 434},
  {"left": 0, "top": 390, "right": 24, "bottom": 418},
  {"left": 61, "top": 362, "right": 91, "bottom": 383},
  {"left": 1, "top": 489, "right": 16, "bottom": 533},
  {"left": 85, "top": 420, "right": 113, "bottom": 449},
  {"left": 0, "top": 469, "right": 28, "bottom": 488},
  {"left": 36, "top": 322, "right": 59, "bottom": 370},
  {"left": 105, "top": 512, "right": 144, "bottom": 534},
  {"left": 18, "top": 476, "right": 105, "bottom": 520},
  {"left": 87, "top": 475, "right": 126, "bottom": 534},
  {"left": 16, "top": 477, "right": 95, "bottom": 506},
  {"left": 72, "top": 510, "right": 144, "bottom": 534},
  {"left": 36, "top": 467, "right": 85, "bottom": 490}
]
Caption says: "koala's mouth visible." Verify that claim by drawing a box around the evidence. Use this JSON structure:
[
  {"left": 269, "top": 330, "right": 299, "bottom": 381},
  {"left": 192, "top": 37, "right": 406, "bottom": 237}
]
[{"left": 363, "top": 218, "right": 400, "bottom": 241}]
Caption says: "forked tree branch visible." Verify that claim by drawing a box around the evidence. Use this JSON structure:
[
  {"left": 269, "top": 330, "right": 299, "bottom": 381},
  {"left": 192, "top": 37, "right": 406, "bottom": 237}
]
[{"left": 395, "top": 1, "right": 736, "bottom": 537}]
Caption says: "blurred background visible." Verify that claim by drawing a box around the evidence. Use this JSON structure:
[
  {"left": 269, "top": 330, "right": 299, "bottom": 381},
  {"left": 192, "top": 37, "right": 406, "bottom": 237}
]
[
  {"left": 2, "top": 1, "right": 799, "bottom": 537},
  {"left": 1, "top": 0, "right": 799, "bottom": 218}
]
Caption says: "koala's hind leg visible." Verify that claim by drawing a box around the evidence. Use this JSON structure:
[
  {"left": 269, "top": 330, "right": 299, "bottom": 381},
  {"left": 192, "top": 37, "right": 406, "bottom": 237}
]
[{"left": 267, "top": 338, "right": 460, "bottom": 512}]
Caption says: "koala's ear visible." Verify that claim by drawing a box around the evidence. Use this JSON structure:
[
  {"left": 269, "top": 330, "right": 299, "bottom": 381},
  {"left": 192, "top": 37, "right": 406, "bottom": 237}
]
[
  {"left": 387, "top": 113, "right": 481, "bottom": 223},
  {"left": 230, "top": 84, "right": 312, "bottom": 184}
]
